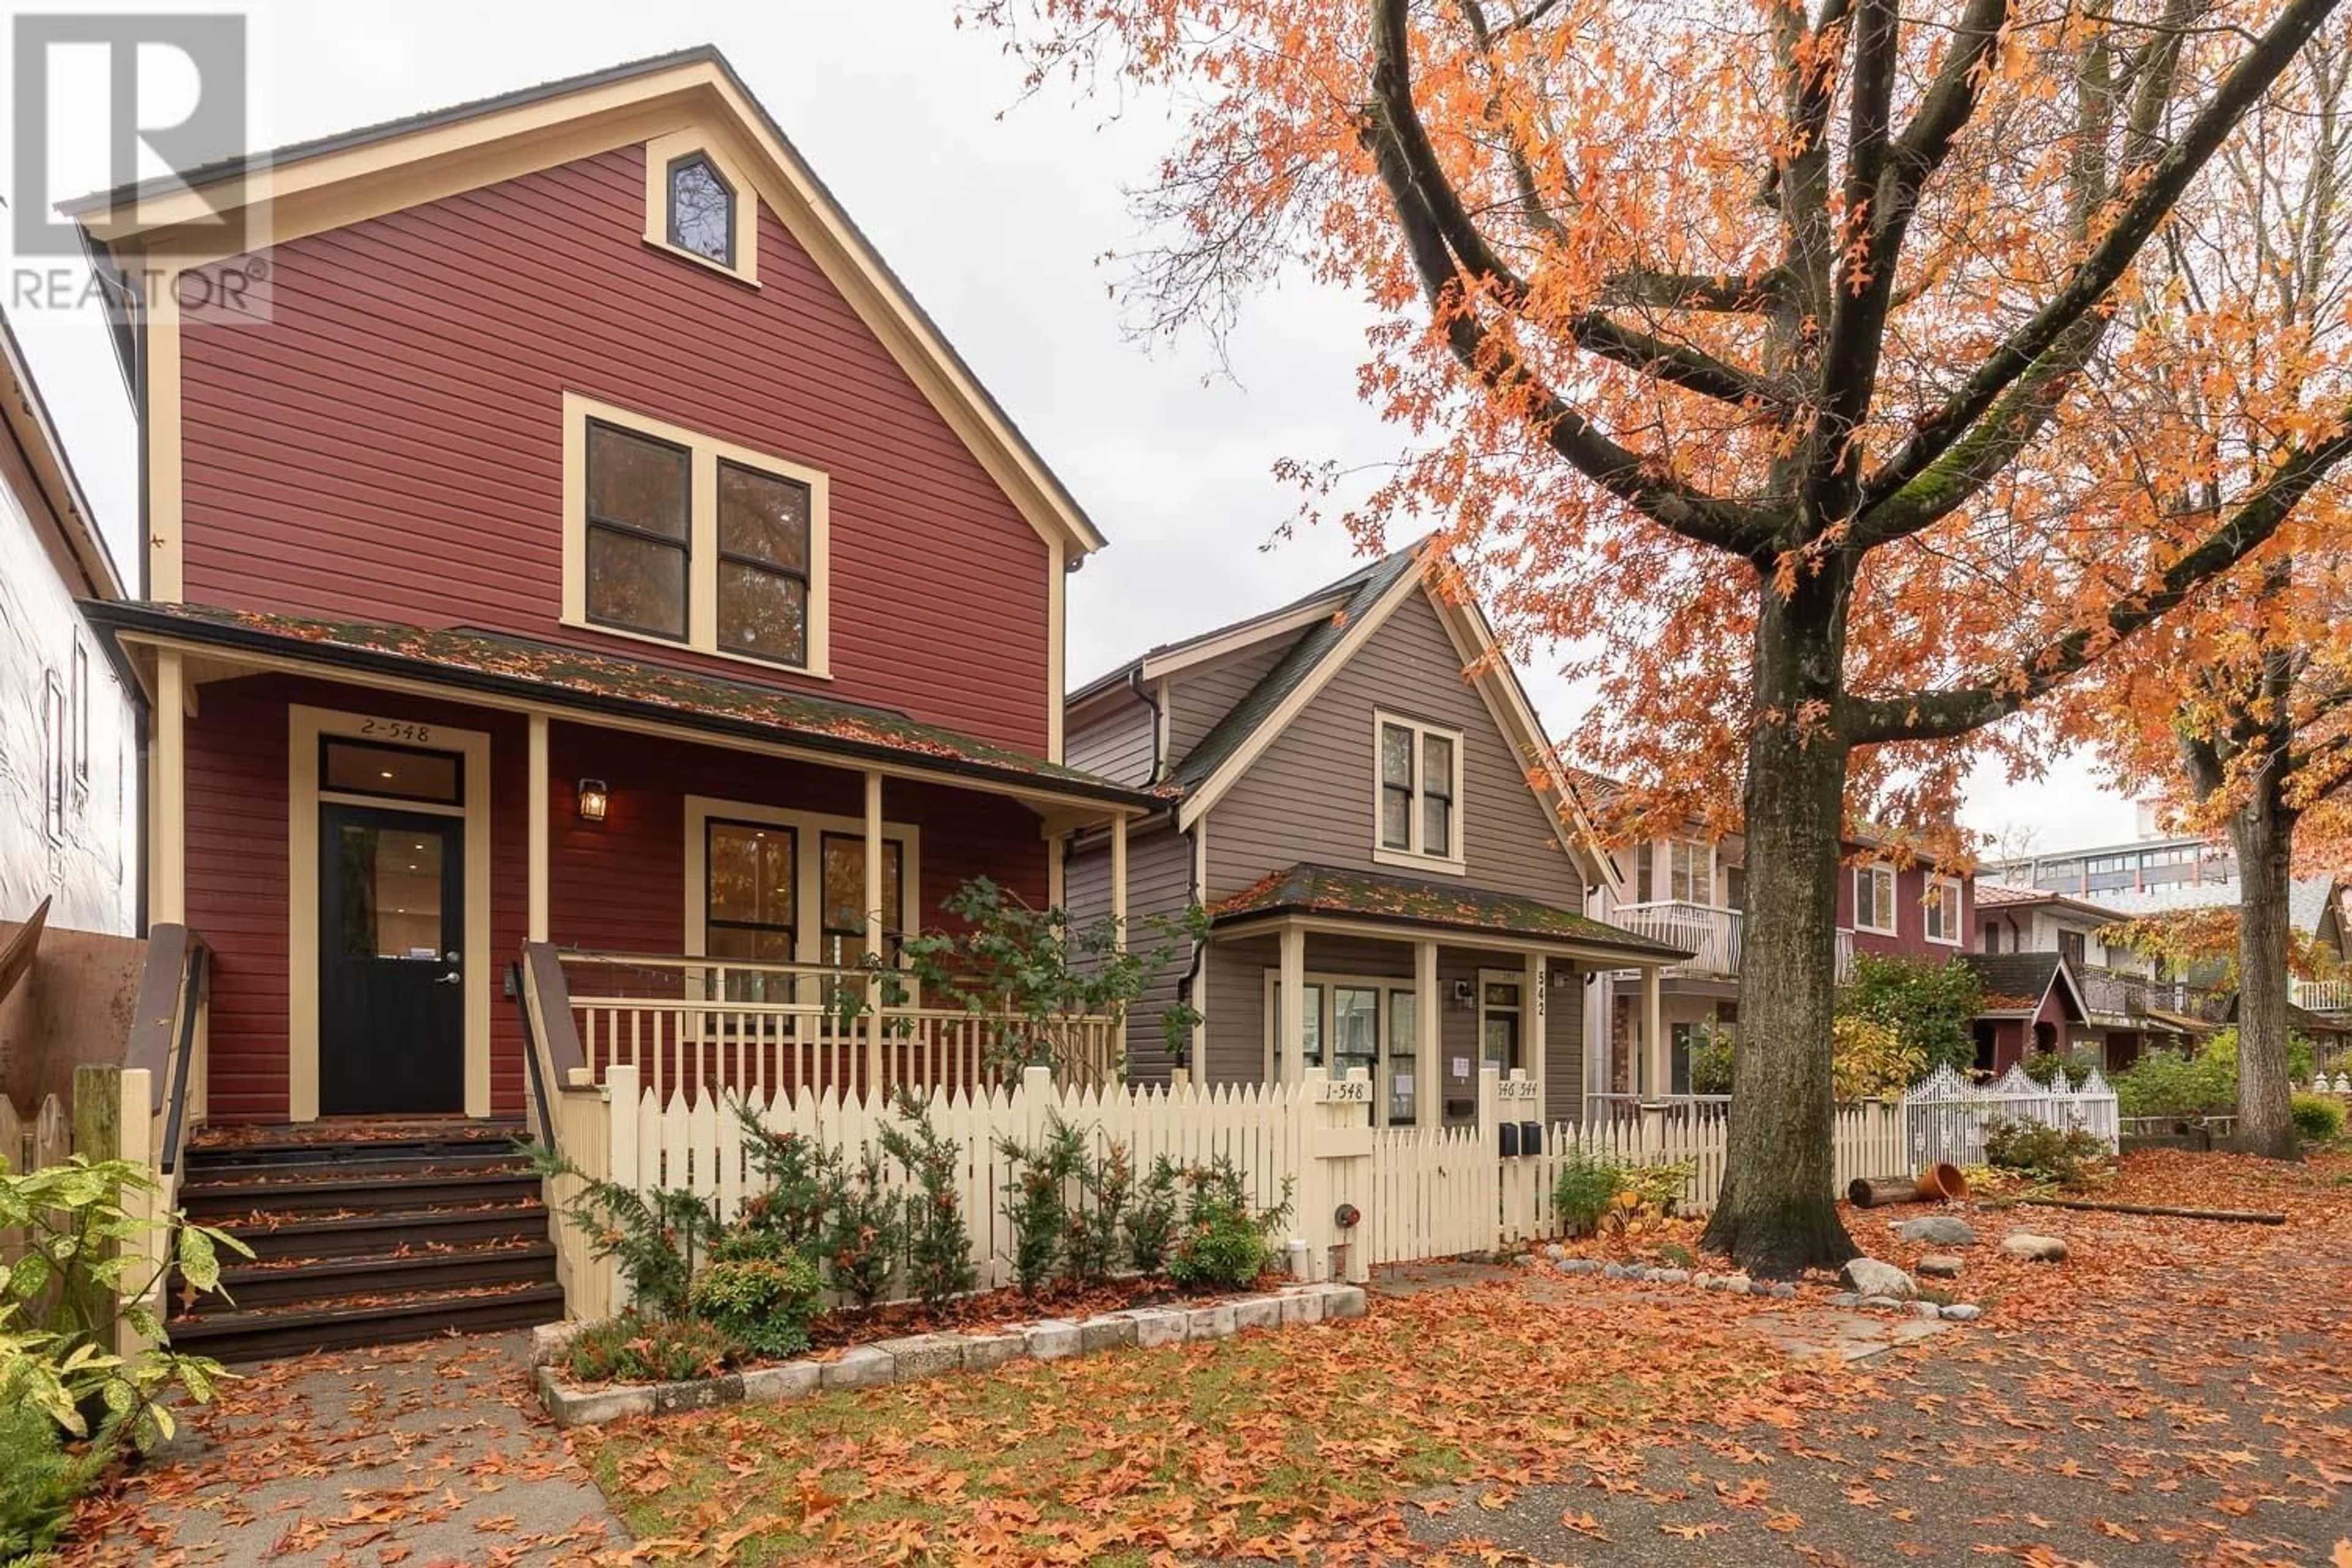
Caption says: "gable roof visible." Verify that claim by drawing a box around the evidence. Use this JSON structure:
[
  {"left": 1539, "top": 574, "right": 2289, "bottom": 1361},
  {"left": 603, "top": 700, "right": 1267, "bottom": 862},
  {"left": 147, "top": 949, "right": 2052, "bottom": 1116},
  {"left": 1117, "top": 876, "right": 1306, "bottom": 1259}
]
[
  {"left": 1068, "top": 562, "right": 1378, "bottom": 708},
  {"left": 1961, "top": 951, "right": 2089, "bottom": 1020},
  {"left": 67, "top": 47, "right": 1105, "bottom": 563},
  {"left": 0, "top": 304, "right": 119, "bottom": 600}
]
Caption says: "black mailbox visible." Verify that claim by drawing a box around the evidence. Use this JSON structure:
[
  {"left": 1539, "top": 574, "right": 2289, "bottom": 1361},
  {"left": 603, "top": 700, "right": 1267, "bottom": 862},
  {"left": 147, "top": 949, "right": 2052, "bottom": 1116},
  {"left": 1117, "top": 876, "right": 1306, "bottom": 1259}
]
[
  {"left": 1518, "top": 1121, "right": 1542, "bottom": 1156},
  {"left": 1498, "top": 1122, "right": 1521, "bottom": 1158}
]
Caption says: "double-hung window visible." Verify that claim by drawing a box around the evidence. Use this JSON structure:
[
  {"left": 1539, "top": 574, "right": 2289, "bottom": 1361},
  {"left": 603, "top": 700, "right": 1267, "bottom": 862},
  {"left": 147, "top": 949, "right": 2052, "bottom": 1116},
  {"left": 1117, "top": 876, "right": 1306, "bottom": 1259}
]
[
  {"left": 1854, "top": 863, "right": 1898, "bottom": 935},
  {"left": 565, "top": 394, "right": 829, "bottom": 676},
  {"left": 1667, "top": 840, "right": 1711, "bottom": 904},
  {"left": 1374, "top": 712, "right": 1464, "bottom": 870},
  {"left": 1923, "top": 877, "right": 1961, "bottom": 944}
]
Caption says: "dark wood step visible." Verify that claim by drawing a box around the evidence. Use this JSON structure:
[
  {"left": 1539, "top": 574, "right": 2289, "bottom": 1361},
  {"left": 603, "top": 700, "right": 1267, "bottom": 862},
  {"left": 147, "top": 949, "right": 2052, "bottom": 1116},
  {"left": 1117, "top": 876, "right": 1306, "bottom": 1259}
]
[
  {"left": 181, "top": 1167, "right": 543, "bottom": 1221},
  {"left": 193, "top": 1241, "right": 558, "bottom": 1308},
  {"left": 182, "top": 1146, "right": 536, "bottom": 1186},
  {"left": 187, "top": 1121, "right": 529, "bottom": 1164},
  {"left": 167, "top": 1280, "right": 567, "bottom": 1363},
  {"left": 214, "top": 1199, "right": 549, "bottom": 1261}
]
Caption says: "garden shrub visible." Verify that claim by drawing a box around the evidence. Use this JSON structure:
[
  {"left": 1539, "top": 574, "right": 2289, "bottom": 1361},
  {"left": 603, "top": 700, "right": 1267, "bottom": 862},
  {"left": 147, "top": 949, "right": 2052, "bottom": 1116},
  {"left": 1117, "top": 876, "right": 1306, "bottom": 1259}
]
[
  {"left": 733, "top": 1108, "right": 846, "bottom": 1253},
  {"left": 0, "top": 1396, "right": 110, "bottom": 1561},
  {"left": 2111, "top": 1030, "right": 2319, "bottom": 1120},
  {"left": 995, "top": 1115, "right": 1086, "bottom": 1295},
  {"left": 1167, "top": 1158, "right": 1292, "bottom": 1292},
  {"left": 1067, "top": 1139, "right": 1134, "bottom": 1288},
  {"left": 561, "top": 1311, "right": 733, "bottom": 1385},
  {"left": 530, "top": 1148, "right": 717, "bottom": 1319},
  {"left": 2019, "top": 1047, "right": 2103, "bottom": 1087},
  {"left": 877, "top": 1091, "right": 979, "bottom": 1311},
  {"left": 1981, "top": 1118, "right": 2108, "bottom": 1188},
  {"left": 687, "top": 1251, "right": 823, "bottom": 1359},
  {"left": 2290, "top": 1094, "right": 2345, "bottom": 1144},
  {"left": 1124, "top": 1155, "right": 1183, "bottom": 1276},
  {"left": 1686, "top": 1020, "right": 1736, "bottom": 1095},
  {"left": 1550, "top": 1147, "right": 1624, "bottom": 1233},
  {"left": 823, "top": 1143, "right": 902, "bottom": 1308},
  {"left": 1831, "top": 1015, "right": 1926, "bottom": 1101},
  {"left": 1836, "top": 953, "right": 1984, "bottom": 1077}
]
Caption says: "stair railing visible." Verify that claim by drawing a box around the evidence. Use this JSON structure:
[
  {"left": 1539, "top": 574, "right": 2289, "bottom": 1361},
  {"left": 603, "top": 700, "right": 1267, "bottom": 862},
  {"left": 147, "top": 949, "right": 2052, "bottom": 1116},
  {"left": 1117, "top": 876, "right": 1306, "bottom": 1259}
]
[{"left": 516, "top": 940, "right": 611, "bottom": 1321}]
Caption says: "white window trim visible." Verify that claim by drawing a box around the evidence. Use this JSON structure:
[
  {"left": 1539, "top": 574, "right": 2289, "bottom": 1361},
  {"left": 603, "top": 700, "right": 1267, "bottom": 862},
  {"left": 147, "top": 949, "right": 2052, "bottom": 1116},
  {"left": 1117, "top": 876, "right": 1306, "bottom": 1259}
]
[
  {"left": 682, "top": 795, "right": 921, "bottom": 972},
  {"left": 562, "top": 391, "right": 831, "bottom": 678},
  {"left": 39, "top": 669, "right": 65, "bottom": 844},
  {"left": 1259, "top": 969, "right": 1419, "bottom": 1126},
  {"left": 1855, "top": 862, "right": 1899, "bottom": 936},
  {"left": 641, "top": 130, "right": 761, "bottom": 286},
  {"left": 1923, "top": 875, "right": 1962, "bottom": 946},
  {"left": 1371, "top": 709, "right": 1466, "bottom": 874}
]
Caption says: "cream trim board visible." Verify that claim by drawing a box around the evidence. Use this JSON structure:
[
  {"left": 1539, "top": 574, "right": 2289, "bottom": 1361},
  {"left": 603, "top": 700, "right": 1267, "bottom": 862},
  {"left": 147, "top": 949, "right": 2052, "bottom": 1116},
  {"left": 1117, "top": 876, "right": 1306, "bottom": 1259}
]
[
  {"left": 288, "top": 704, "right": 494, "bottom": 1122},
  {"left": 560, "top": 391, "right": 831, "bottom": 678},
  {"left": 1177, "top": 560, "right": 1427, "bottom": 831},
  {"left": 146, "top": 274, "right": 183, "bottom": 601},
  {"left": 1855, "top": 862, "right": 1899, "bottom": 937},
  {"left": 1371, "top": 708, "right": 1467, "bottom": 875},
  {"left": 641, "top": 129, "right": 760, "bottom": 285},
  {"left": 1923, "top": 875, "right": 1962, "bottom": 947},
  {"left": 1047, "top": 538, "right": 1066, "bottom": 763},
  {"left": 682, "top": 794, "right": 921, "bottom": 968},
  {"left": 1140, "top": 598, "right": 1343, "bottom": 683}
]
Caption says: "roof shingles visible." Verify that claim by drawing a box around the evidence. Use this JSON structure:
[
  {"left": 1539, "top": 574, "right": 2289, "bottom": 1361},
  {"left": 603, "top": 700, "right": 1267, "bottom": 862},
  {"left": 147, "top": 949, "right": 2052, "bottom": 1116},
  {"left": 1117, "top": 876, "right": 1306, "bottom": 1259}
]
[{"left": 1208, "top": 862, "right": 1689, "bottom": 959}]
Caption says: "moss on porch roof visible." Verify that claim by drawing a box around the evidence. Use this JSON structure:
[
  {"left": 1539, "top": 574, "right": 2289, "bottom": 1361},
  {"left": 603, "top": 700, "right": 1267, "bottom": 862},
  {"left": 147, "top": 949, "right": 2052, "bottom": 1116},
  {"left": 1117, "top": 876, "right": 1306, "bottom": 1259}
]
[
  {"left": 88, "top": 601, "right": 1166, "bottom": 805},
  {"left": 1208, "top": 863, "right": 1690, "bottom": 959}
]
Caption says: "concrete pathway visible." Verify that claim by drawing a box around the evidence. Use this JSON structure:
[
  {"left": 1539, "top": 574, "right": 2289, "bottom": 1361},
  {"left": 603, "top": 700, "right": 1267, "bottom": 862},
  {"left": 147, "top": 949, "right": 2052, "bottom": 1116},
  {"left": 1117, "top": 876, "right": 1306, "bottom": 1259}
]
[{"left": 73, "top": 1331, "right": 625, "bottom": 1566}]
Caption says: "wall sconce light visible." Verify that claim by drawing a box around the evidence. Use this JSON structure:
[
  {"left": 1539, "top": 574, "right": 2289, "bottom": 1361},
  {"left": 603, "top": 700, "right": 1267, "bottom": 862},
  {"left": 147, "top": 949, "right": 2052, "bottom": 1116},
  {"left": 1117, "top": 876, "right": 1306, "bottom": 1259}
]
[{"left": 576, "top": 778, "right": 611, "bottom": 823}]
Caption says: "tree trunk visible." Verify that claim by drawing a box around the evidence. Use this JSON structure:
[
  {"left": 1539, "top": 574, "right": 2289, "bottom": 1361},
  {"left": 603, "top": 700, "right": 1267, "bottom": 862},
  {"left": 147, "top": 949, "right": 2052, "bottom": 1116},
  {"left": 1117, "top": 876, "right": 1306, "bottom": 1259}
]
[
  {"left": 1700, "top": 563, "right": 1862, "bottom": 1276},
  {"left": 2230, "top": 779, "right": 2299, "bottom": 1159}
]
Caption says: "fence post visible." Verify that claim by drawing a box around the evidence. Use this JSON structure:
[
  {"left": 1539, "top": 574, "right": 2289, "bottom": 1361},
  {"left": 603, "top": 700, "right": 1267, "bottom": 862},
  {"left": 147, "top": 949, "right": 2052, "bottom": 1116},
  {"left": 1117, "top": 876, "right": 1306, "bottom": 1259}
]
[
  {"left": 605, "top": 1064, "right": 641, "bottom": 1314},
  {"left": 1301, "top": 1066, "right": 1374, "bottom": 1284}
]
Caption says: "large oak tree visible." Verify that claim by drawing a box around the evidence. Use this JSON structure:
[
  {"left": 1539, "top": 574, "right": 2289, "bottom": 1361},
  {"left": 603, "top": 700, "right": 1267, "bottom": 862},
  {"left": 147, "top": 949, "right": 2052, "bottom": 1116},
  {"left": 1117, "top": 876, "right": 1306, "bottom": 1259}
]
[{"left": 976, "top": 0, "right": 2352, "bottom": 1270}]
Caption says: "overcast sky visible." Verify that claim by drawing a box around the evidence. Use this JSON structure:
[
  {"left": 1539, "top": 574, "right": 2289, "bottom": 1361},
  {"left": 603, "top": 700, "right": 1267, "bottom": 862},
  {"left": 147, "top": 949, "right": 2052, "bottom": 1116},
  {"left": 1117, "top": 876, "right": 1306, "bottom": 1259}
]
[{"left": 1, "top": 0, "right": 2145, "bottom": 858}]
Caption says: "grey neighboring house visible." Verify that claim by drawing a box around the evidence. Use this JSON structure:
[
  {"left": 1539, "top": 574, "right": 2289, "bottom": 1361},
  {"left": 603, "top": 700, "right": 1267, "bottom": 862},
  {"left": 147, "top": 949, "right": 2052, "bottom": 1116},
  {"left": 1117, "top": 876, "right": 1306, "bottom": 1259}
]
[{"left": 1063, "top": 540, "right": 1686, "bottom": 1129}]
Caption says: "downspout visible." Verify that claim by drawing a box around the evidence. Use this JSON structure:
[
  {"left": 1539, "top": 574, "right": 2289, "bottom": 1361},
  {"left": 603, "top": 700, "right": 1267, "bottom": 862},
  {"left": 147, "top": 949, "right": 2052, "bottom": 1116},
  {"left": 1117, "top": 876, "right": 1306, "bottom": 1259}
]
[{"left": 1128, "top": 666, "right": 1163, "bottom": 782}]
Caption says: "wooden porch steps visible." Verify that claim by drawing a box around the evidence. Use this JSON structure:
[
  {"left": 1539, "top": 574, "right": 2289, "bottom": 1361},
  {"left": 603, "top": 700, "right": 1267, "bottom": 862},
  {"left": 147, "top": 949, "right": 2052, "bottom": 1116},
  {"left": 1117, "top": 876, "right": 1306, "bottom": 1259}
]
[{"left": 171, "top": 1121, "right": 564, "bottom": 1362}]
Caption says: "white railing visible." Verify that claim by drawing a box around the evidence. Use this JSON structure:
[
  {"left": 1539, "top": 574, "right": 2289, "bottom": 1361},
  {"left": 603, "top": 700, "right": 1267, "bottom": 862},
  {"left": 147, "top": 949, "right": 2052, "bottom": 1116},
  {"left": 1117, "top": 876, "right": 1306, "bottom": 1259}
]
[
  {"left": 1901, "top": 1063, "right": 2119, "bottom": 1169},
  {"left": 1610, "top": 901, "right": 1743, "bottom": 978},
  {"left": 559, "top": 951, "right": 1119, "bottom": 1104},
  {"left": 1583, "top": 1093, "right": 1732, "bottom": 1124},
  {"left": 2289, "top": 978, "right": 2352, "bottom": 1014}
]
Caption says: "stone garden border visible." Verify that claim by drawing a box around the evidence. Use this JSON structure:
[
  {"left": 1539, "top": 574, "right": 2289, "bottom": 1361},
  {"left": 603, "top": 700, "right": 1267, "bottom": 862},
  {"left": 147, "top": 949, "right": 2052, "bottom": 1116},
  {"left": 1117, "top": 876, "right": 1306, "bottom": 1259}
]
[
  {"left": 1536, "top": 1251, "right": 1984, "bottom": 1322},
  {"left": 533, "top": 1280, "right": 1369, "bottom": 1428}
]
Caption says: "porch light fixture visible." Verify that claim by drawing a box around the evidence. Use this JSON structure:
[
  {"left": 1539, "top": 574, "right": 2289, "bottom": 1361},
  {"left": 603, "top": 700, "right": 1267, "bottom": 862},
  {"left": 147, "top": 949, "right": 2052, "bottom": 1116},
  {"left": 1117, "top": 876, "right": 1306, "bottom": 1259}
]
[{"left": 576, "top": 778, "right": 611, "bottom": 823}]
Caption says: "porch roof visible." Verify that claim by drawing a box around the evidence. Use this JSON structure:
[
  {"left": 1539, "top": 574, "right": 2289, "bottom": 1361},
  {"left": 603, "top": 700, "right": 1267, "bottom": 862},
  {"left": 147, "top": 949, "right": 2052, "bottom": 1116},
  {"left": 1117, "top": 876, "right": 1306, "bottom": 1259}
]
[
  {"left": 1207, "top": 862, "right": 1689, "bottom": 962},
  {"left": 88, "top": 600, "right": 1169, "bottom": 810}
]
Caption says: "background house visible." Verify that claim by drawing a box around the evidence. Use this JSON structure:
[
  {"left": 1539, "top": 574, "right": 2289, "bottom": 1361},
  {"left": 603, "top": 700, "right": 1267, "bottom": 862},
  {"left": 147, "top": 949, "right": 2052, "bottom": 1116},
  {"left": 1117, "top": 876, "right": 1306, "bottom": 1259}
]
[{"left": 1064, "top": 543, "right": 1685, "bottom": 1129}]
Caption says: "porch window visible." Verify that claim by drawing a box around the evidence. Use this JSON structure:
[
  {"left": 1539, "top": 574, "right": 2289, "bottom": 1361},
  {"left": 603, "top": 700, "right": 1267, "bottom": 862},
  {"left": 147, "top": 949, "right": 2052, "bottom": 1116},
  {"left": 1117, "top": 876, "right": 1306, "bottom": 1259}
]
[
  {"left": 564, "top": 393, "right": 830, "bottom": 676},
  {"left": 1385, "top": 988, "right": 1417, "bottom": 1126},
  {"left": 584, "top": 420, "right": 691, "bottom": 640},
  {"left": 818, "top": 832, "right": 907, "bottom": 970},
  {"left": 1855, "top": 863, "right": 1898, "bottom": 935},
  {"left": 1923, "top": 877, "right": 1961, "bottom": 945},
  {"left": 1269, "top": 974, "right": 1419, "bottom": 1126},
  {"left": 1480, "top": 978, "right": 1522, "bottom": 1073},
  {"left": 705, "top": 820, "right": 796, "bottom": 1000},
  {"left": 1373, "top": 712, "right": 1465, "bottom": 871}
]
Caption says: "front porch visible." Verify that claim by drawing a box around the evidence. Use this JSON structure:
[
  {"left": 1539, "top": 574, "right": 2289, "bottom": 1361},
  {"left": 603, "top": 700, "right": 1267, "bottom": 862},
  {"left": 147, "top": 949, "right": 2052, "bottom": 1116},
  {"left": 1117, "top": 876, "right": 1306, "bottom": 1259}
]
[{"left": 1197, "top": 864, "right": 1690, "bottom": 1129}]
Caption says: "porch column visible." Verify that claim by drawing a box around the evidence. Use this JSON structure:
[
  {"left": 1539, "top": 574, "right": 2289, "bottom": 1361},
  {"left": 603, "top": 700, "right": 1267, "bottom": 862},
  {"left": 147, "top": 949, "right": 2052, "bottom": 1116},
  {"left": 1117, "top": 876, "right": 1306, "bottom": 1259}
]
[
  {"left": 1278, "top": 922, "right": 1306, "bottom": 1083},
  {"left": 1642, "top": 963, "right": 1664, "bottom": 1097},
  {"left": 1524, "top": 952, "right": 1547, "bottom": 1120},
  {"left": 526, "top": 714, "right": 549, "bottom": 943},
  {"left": 864, "top": 770, "right": 884, "bottom": 1091},
  {"left": 1110, "top": 811, "right": 1128, "bottom": 950},
  {"left": 153, "top": 649, "right": 187, "bottom": 924},
  {"left": 1415, "top": 939, "right": 1441, "bottom": 1129}
]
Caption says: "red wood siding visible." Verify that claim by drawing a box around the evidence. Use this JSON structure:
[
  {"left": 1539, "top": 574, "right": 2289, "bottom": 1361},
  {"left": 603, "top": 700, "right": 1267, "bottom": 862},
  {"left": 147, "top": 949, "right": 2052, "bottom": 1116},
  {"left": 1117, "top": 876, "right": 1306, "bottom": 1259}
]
[
  {"left": 176, "top": 143, "right": 1054, "bottom": 754},
  {"left": 1836, "top": 858, "right": 1973, "bottom": 963},
  {"left": 186, "top": 677, "right": 1045, "bottom": 1123}
]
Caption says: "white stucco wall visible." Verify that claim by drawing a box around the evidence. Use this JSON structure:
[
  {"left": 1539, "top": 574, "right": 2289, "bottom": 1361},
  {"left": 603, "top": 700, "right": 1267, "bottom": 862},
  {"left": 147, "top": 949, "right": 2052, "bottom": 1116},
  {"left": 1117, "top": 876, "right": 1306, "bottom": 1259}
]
[{"left": 0, "top": 480, "right": 135, "bottom": 935}]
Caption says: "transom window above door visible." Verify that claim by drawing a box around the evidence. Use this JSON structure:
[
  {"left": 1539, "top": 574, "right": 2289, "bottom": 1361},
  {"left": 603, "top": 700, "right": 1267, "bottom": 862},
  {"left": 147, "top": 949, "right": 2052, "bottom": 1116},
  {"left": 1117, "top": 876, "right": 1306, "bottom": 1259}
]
[
  {"left": 564, "top": 393, "right": 829, "bottom": 676},
  {"left": 1374, "top": 711, "right": 1464, "bottom": 873}
]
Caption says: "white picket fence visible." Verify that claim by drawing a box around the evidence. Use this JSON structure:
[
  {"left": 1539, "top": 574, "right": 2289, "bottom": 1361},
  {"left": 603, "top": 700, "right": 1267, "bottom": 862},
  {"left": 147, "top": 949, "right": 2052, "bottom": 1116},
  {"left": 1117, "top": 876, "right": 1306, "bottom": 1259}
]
[
  {"left": 567, "top": 1062, "right": 1929, "bottom": 1314},
  {"left": 1900, "top": 1063, "right": 2120, "bottom": 1170}
]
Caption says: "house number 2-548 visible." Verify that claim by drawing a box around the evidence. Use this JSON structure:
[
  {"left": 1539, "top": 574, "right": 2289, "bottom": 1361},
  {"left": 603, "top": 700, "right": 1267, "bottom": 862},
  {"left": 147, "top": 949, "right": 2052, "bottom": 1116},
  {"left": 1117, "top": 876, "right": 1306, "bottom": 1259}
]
[{"left": 358, "top": 718, "right": 432, "bottom": 744}]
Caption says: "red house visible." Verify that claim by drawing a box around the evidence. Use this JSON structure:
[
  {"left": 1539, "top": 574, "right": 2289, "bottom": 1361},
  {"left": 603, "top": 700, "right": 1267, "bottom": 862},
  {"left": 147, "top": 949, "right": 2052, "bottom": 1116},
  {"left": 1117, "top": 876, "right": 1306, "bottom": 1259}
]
[{"left": 72, "top": 50, "right": 1156, "bottom": 1355}]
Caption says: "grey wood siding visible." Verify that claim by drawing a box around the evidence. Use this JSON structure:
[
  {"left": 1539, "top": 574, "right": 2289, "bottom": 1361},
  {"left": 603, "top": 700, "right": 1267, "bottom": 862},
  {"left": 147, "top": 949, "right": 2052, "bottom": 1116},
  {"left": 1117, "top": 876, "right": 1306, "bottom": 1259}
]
[
  {"left": 1065, "top": 818, "right": 1195, "bottom": 1084},
  {"left": 1065, "top": 692, "right": 1157, "bottom": 787},
  {"left": 1203, "top": 589, "right": 1584, "bottom": 910},
  {"left": 1166, "top": 641, "right": 1292, "bottom": 771},
  {"left": 1199, "top": 930, "right": 1584, "bottom": 1123}
]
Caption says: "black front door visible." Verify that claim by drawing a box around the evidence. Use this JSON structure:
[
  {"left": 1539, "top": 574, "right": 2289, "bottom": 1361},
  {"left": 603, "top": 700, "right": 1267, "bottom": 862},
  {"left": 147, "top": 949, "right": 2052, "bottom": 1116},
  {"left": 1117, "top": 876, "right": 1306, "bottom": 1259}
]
[{"left": 320, "top": 803, "right": 465, "bottom": 1115}]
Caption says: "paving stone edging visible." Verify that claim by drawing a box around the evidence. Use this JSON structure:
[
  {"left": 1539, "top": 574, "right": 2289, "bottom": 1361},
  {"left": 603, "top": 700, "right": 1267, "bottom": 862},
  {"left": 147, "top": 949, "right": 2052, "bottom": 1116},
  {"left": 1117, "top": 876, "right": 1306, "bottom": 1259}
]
[
  {"left": 533, "top": 1281, "right": 1369, "bottom": 1428},
  {"left": 1537, "top": 1250, "right": 1982, "bottom": 1322}
]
